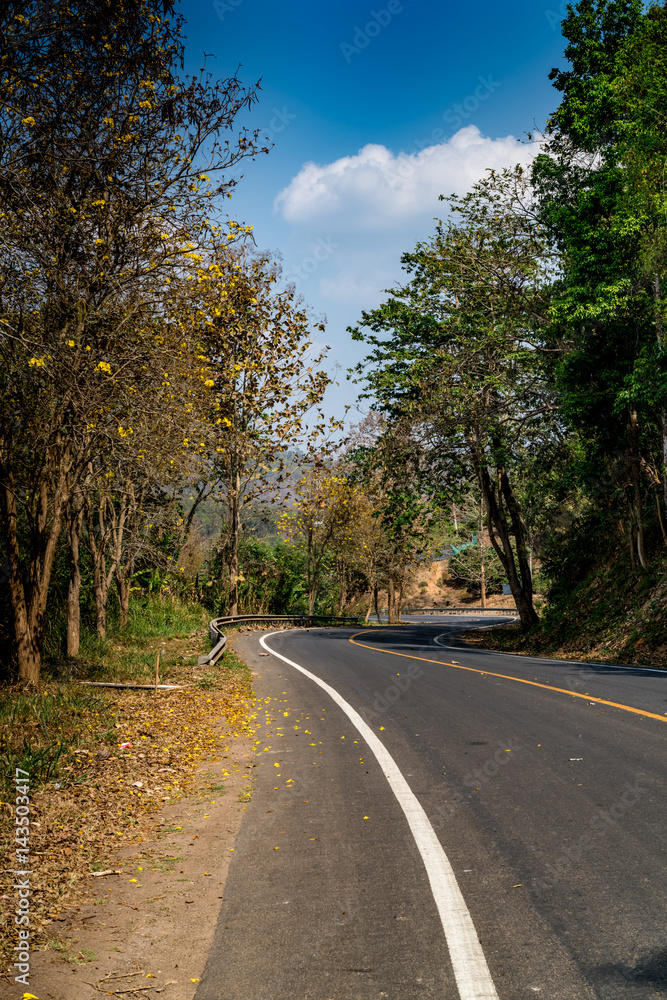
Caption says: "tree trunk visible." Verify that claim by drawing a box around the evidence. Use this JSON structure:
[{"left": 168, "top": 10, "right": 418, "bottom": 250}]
[
  {"left": 652, "top": 275, "right": 667, "bottom": 511},
  {"left": 364, "top": 588, "right": 373, "bottom": 623},
  {"left": 228, "top": 469, "right": 241, "bottom": 617},
  {"left": 388, "top": 577, "right": 395, "bottom": 624},
  {"left": 66, "top": 503, "right": 84, "bottom": 657},
  {"left": 628, "top": 412, "right": 649, "bottom": 570},
  {"left": 475, "top": 457, "right": 539, "bottom": 629},
  {"left": 338, "top": 567, "right": 346, "bottom": 615},
  {"left": 94, "top": 582, "right": 107, "bottom": 639},
  {"left": 627, "top": 518, "right": 637, "bottom": 570},
  {"left": 5, "top": 513, "right": 41, "bottom": 683},
  {"left": 373, "top": 584, "right": 379, "bottom": 623},
  {"left": 479, "top": 497, "right": 486, "bottom": 609},
  {"left": 1, "top": 466, "right": 66, "bottom": 683},
  {"left": 86, "top": 499, "right": 114, "bottom": 640},
  {"left": 396, "top": 582, "right": 403, "bottom": 624},
  {"left": 655, "top": 492, "right": 667, "bottom": 547},
  {"left": 116, "top": 574, "right": 130, "bottom": 628}
]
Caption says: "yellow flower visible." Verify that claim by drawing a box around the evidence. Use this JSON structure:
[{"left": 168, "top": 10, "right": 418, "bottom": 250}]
[
  {"left": 204, "top": 379, "right": 214, "bottom": 387},
  {"left": 22, "top": 116, "right": 36, "bottom": 126},
  {"left": 28, "top": 357, "right": 45, "bottom": 367},
  {"left": 67, "top": 340, "right": 75, "bottom": 347},
  {"left": 95, "top": 361, "right": 111, "bottom": 374}
]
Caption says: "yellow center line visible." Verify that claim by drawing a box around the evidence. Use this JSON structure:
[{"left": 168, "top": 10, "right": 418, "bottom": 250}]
[{"left": 349, "top": 630, "right": 667, "bottom": 724}]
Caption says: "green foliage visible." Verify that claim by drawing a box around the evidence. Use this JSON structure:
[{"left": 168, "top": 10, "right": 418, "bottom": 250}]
[
  {"left": 448, "top": 542, "right": 506, "bottom": 596},
  {"left": 203, "top": 535, "right": 332, "bottom": 615},
  {"left": 0, "top": 688, "right": 114, "bottom": 794}
]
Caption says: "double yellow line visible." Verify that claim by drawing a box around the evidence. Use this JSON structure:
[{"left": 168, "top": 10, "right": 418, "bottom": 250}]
[{"left": 349, "top": 630, "right": 667, "bottom": 724}]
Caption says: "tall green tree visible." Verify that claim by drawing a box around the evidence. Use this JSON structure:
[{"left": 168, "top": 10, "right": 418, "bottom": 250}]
[
  {"left": 352, "top": 168, "right": 556, "bottom": 627},
  {"left": 532, "top": 0, "right": 667, "bottom": 572}
]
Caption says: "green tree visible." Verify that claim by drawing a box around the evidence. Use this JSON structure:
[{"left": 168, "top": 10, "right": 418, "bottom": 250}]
[
  {"left": 351, "top": 168, "right": 556, "bottom": 627},
  {"left": 532, "top": 0, "right": 667, "bottom": 573}
]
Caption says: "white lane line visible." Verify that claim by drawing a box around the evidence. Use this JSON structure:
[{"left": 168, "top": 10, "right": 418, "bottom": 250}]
[
  {"left": 432, "top": 631, "right": 667, "bottom": 674},
  {"left": 260, "top": 630, "right": 499, "bottom": 1000}
]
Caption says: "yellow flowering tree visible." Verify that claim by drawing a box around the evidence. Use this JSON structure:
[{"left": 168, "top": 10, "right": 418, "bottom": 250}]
[
  {"left": 174, "top": 247, "right": 337, "bottom": 616},
  {"left": 0, "top": 0, "right": 263, "bottom": 679},
  {"left": 279, "top": 468, "right": 362, "bottom": 615}
]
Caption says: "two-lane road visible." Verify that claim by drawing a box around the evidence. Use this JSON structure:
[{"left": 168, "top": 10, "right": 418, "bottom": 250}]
[{"left": 195, "top": 618, "right": 666, "bottom": 1000}]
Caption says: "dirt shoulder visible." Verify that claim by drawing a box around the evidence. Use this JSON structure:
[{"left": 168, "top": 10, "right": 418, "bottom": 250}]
[
  {"left": 1, "top": 729, "right": 256, "bottom": 1000},
  {"left": 0, "top": 624, "right": 264, "bottom": 1000}
]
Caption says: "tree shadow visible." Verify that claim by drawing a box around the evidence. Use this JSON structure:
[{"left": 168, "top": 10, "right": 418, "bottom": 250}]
[{"left": 594, "top": 949, "right": 667, "bottom": 993}]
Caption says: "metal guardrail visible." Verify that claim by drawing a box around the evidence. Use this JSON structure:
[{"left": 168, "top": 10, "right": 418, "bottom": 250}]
[
  {"left": 398, "top": 607, "right": 518, "bottom": 617},
  {"left": 199, "top": 608, "right": 519, "bottom": 665},
  {"left": 199, "top": 613, "right": 360, "bottom": 666}
]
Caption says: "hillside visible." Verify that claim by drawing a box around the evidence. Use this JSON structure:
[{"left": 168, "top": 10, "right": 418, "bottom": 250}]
[{"left": 465, "top": 554, "right": 667, "bottom": 669}]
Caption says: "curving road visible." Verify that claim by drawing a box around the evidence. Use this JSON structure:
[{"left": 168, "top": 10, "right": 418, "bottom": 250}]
[{"left": 195, "top": 617, "right": 667, "bottom": 1000}]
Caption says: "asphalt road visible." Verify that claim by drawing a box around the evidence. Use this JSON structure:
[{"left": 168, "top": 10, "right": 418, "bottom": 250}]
[{"left": 195, "top": 617, "right": 667, "bottom": 1000}]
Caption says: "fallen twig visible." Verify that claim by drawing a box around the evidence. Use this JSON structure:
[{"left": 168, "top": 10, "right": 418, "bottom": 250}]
[
  {"left": 134, "top": 891, "right": 169, "bottom": 905},
  {"left": 82, "top": 682, "right": 182, "bottom": 690},
  {"left": 99, "top": 971, "right": 145, "bottom": 983}
]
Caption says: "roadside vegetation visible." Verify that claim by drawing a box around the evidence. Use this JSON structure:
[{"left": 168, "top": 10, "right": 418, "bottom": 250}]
[
  {"left": 349, "top": 0, "right": 667, "bottom": 659},
  {"left": 3, "top": 0, "right": 667, "bottom": 699},
  {"left": 0, "top": 595, "right": 256, "bottom": 969}
]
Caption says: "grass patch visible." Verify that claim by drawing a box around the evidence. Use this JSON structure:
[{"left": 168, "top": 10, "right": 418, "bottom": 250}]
[
  {"left": 0, "top": 688, "right": 116, "bottom": 798},
  {"left": 74, "top": 596, "right": 209, "bottom": 685},
  {"left": 151, "top": 855, "right": 186, "bottom": 873}
]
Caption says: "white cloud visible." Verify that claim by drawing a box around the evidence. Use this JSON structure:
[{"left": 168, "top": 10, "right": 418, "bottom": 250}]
[
  {"left": 269, "top": 126, "right": 541, "bottom": 420},
  {"left": 274, "top": 126, "right": 536, "bottom": 230}
]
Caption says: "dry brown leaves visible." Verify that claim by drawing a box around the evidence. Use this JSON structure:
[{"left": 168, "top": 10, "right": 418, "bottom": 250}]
[{"left": 0, "top": 657, "right": 256, "bottom": 974}]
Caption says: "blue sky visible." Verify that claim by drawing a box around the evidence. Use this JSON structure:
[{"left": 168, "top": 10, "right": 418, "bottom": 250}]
[{"left": 179, "top": 0, "right": 571, "bottom": 423}]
